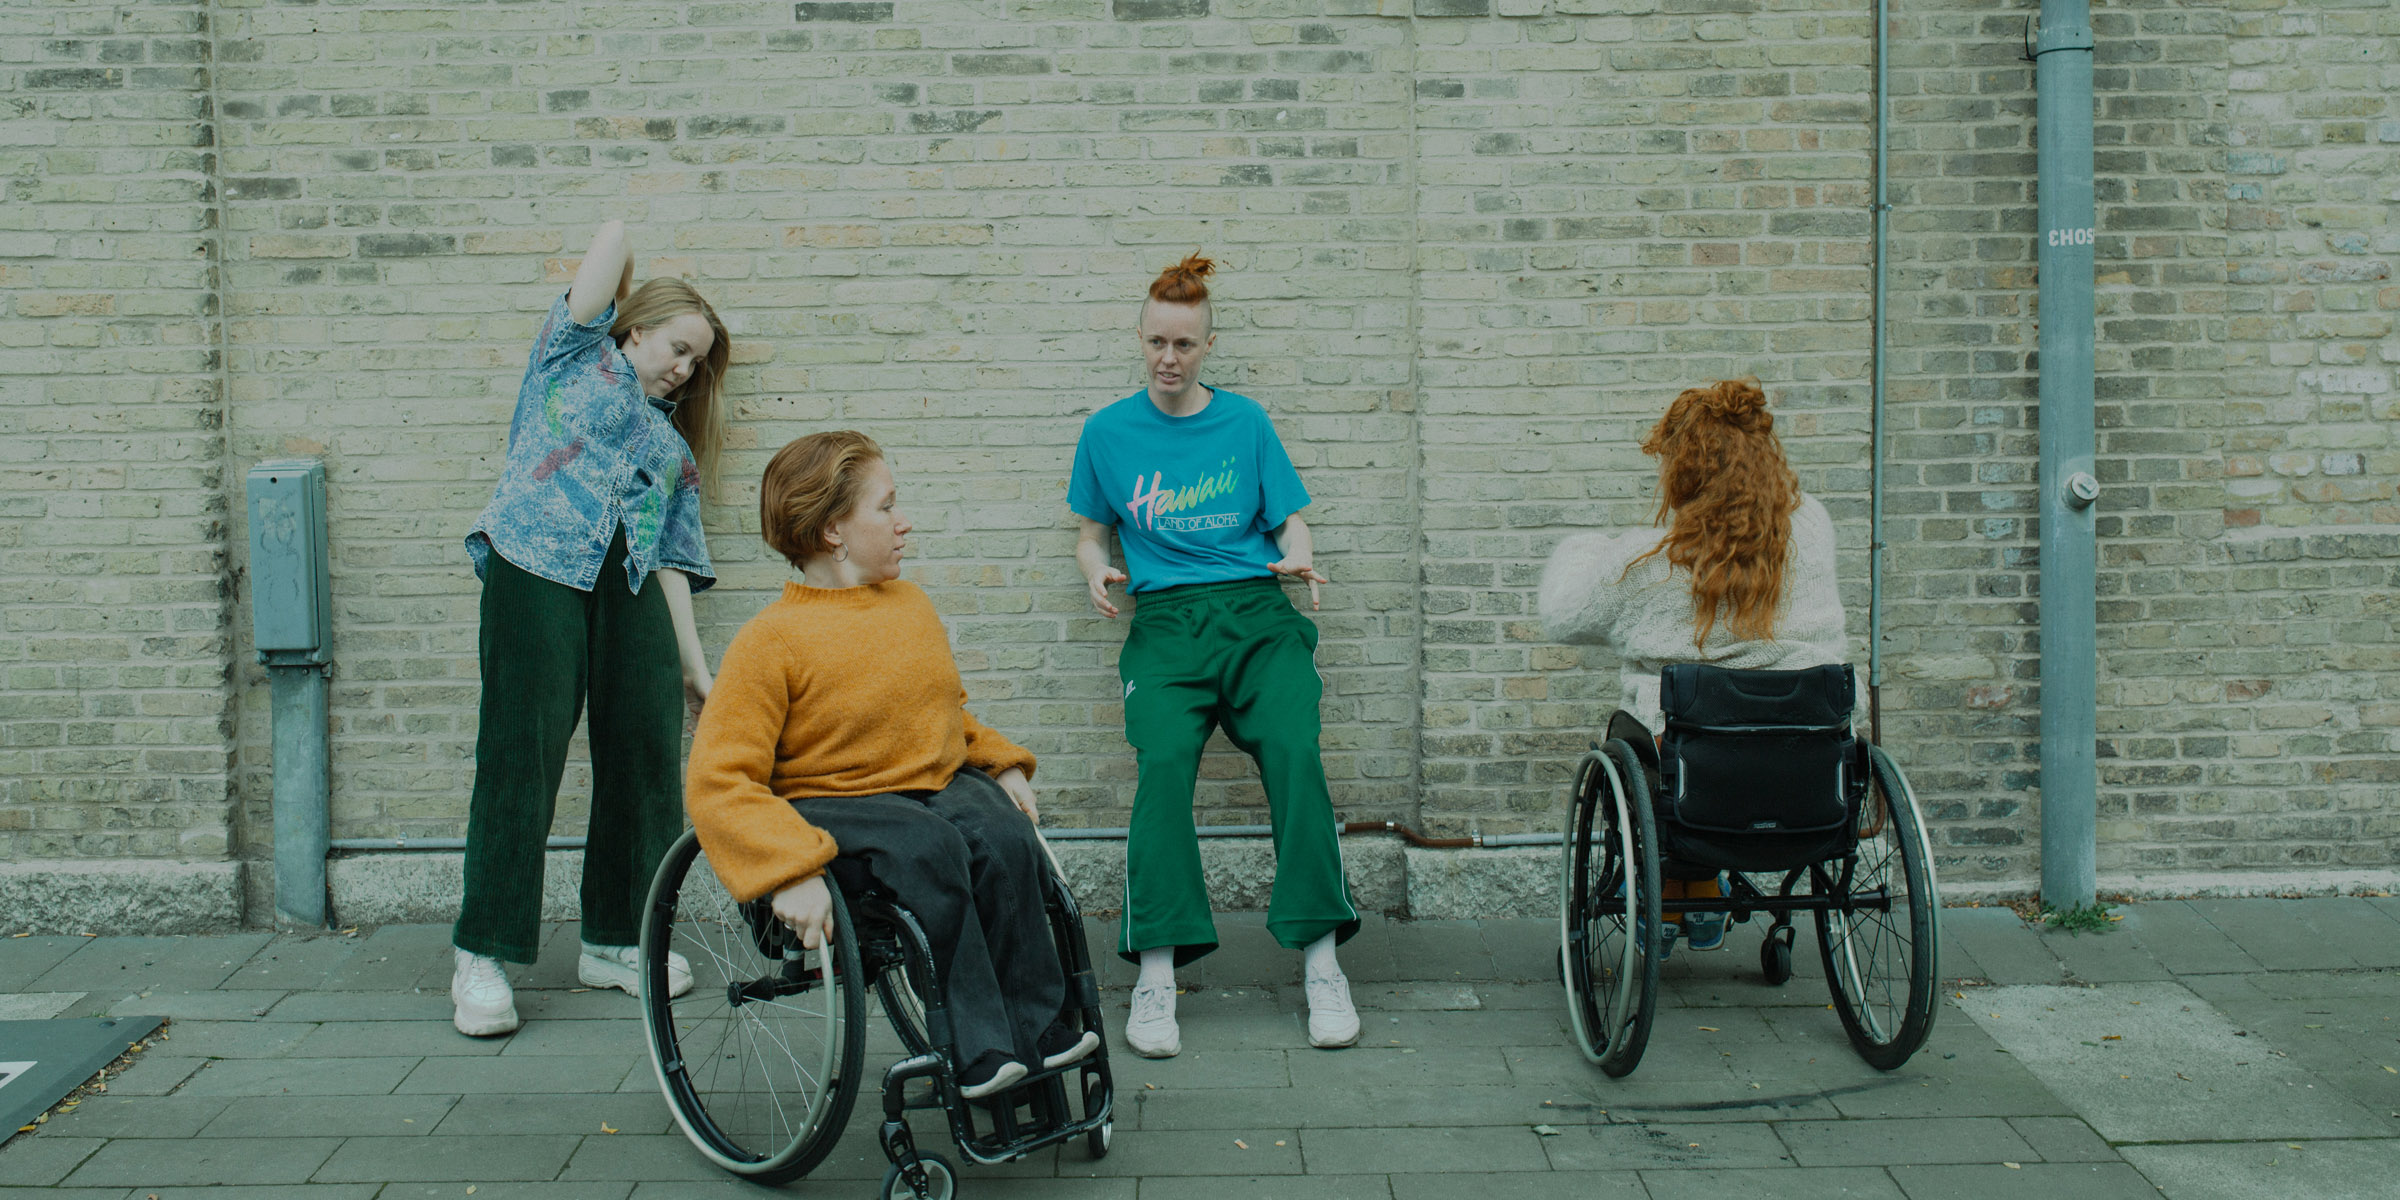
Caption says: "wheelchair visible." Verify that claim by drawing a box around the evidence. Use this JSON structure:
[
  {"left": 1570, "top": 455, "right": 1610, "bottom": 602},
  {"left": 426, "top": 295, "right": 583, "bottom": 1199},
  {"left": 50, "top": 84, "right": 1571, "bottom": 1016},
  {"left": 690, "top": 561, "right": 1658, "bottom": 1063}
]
[
  {"left": 1560, "top": 663, "right": 1940, "bottom": 1076},
  {"left": 635, "top": 827, "right": 1114, "bottom": 1199}
]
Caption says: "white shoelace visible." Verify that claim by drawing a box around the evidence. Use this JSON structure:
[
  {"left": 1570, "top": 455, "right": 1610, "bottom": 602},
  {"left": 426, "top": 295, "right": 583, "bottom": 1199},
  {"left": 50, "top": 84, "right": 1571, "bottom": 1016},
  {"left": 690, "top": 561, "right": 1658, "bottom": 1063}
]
[{"left": 1130, "top": 983, "right": 1175, "bottom": 1025}]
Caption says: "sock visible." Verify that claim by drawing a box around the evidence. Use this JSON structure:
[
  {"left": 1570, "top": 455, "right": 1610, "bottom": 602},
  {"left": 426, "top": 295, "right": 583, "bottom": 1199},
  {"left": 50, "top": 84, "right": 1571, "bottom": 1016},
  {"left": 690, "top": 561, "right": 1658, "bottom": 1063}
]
[
  {"left": 1137, "top": 946, "right": 1176, "bottom": 992},
  {"left": 1303, "top": 931, "right": 1341, "bottom": 980}
]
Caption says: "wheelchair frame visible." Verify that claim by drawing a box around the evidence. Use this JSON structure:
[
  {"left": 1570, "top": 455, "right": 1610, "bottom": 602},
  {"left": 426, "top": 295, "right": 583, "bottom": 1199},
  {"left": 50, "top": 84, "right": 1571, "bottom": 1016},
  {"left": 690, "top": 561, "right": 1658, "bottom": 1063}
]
[
  {"left": 636, "top": 828, "right": 1113, "bottom": 1199},
  {"left": 1560, "top": 730, "right": 1941, "bottom": 1077}
]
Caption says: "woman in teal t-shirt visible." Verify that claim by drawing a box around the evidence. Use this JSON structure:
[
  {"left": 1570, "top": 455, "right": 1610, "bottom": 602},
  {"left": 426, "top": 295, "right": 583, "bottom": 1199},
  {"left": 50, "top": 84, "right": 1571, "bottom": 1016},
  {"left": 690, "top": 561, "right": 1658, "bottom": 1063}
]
[{"left": 1068, "top": 254, "right": 1359, "bottom": 1058}]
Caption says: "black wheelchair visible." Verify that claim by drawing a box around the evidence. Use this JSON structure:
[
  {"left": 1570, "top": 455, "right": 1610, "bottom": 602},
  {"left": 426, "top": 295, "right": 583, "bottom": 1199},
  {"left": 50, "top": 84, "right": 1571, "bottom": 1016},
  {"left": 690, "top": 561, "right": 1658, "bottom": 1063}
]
[
  {"left": 1561, "top": 663, "right": 1940, "bottom": 1076},
  {"left": 635, "top": 828, "right": 1113, "bottom": 1199}
]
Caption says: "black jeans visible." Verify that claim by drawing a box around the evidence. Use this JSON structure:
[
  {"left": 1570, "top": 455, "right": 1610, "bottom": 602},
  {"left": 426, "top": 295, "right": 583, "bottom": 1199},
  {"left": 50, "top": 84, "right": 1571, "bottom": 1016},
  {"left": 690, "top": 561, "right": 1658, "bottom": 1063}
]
[{"left": 801, "top": 769, "right": 1066, "bottom": 1075}]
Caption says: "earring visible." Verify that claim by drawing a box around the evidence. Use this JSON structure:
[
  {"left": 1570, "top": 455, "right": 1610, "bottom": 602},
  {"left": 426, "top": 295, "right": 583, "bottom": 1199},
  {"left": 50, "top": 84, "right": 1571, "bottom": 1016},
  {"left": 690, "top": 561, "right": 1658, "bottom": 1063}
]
[{"left": 833, "top": 544, "right": 848, "bottom": 563}]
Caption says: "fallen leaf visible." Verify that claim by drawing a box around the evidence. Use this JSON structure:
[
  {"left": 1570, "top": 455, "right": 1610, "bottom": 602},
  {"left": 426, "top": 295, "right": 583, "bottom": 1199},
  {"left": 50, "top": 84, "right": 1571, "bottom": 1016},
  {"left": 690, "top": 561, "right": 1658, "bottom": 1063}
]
[
  {"left": 1274, "top": 1141, "right": 1285, "bottom": 1147},
  {"left": 2288, "top": 1144, "right": 2302, "bottom": 1150},
  {"left": 602, "top": 1123, "right": 618, "bottom": 1134},
  {"left": 1233, "top": 1139, "right": 1248, "bottom": 1150},
  {"left": 1534, "top": 1124, "right": 1561, "bottom": 1136},
  {"left": 467, "top": 1189, "right": 476, "bottom": 1196},
  {"left": 2004, "top": 1162, "right": 2021, "bottom": 1169},
  {"left": 9, "top": 932, "right": 28, "bottom": 939},
  {"left": 1686, "top": 1142, "right": 1701, "bottom": 1149},
  {"left": 1697, "top": 1026, "right": 1719, "bottom": 1032},
  {"left": 2103, "top": 1035, "right": 2121, "bottom": 1041}
]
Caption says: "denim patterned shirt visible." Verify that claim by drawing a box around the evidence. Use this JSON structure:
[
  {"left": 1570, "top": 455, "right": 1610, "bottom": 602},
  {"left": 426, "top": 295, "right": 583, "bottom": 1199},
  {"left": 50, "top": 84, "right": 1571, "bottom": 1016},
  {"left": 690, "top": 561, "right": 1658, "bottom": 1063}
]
[{"left": 466, "top": 293, "right": 714, "bottom": 594}]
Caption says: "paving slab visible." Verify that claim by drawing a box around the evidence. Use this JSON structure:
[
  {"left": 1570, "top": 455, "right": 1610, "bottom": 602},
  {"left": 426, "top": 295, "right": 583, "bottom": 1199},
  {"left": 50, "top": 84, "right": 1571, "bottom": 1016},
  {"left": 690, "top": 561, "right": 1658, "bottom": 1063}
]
[
  {"left": 0, "top": 940, "right": 103, "bottom": 994},
  {"left": 27, "top": 936, "right": 275, "bottom": 995},
  {"left": 396, "top": 1054, "right": 641, "bottom": 1096},
  {"left": 2032, "top": 925, "right": 2171, "bottom": 983},
  {"left": 138, "top": 1019, "right": 311, "bottom": 1060},
  {"left": 1936, "top": 909, "right": 2063, "bottom": 985},
  {"left": 143, "top": 1187, "right": 377, "bottom": 1200},
  {"left": 0, "top": 1139, "right": 106, "bottom": 1188},
  {"left": 0, "top": 996, "right": 83, "bottom": 1022},
  {"left": 59, "top": 1136, "right": 341, "bottom": 1188},
  {"left": 173, "top": 1056, "right": 420, "bottom": 1098},
  {"left": 99, "top": 991, "right": 290, "bottom": 1023},
  {"left": 2003, "top": 1116, "right": 2117, "bottom": 1163},
  {"left": 1539, "top": 1121, "right": 1795, "bottom": 1171},
  {"left": 311, "top": 1134, "right": 583, "bottom": 1183},
  {"left": 2120, "top": 1138, "right": 2397, "bottom": 1200},
  {"left": 1064, "top": 1127, "right": 1303, "bottom": 1177},
  {"left": 1888, "top": 1161, "right": 2161, "bottom": 1200},
  {"left": 2289, "top": 897, "right": 2400, "bottom": 969},
  {"left": 35, "top": 1097, "right": 231, "bottom": 1140},
  {"left": 1300, "top": 1125, "right": 1552, "bottom": 1174},
  {"left": 1774, "top": 1116, "right": 2038, "bottom": 1167},
  {"left": 381, "top": 1186, "right": 626, "bottom": 1200},
  {"left": 1390, "top": 1171, "right": 1648, "bottom": 1200},
  {"left": 2184, "top": 899, "right": 2360, "bottom": 972},
  {"left": 2118, "top": 901, "right": 2264, "bottom": 976},
  {"left": 289, "top": 1020, "right": 506, "bottom": 1058},
  {"left": 435, "top": 1092, "right": 675, "bottom": 1137},
  {"left": 1639, "top": 1165, "right": 1907, "bottom": 1200},
  {"left": 196, "top": 1094, "right": 459, "bottom": 1138},
  {"left": 1962, "top": 982, "right": 2392, "bottom": 1142},
  {"left": 1140, "top": 1176, "right": 1395, "bottom": 1200}
]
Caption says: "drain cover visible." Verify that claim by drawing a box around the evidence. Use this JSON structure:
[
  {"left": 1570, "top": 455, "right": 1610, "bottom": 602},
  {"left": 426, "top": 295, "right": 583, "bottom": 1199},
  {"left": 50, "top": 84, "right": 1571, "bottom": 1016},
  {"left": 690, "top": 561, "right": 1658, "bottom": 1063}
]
[{"left": 0, "top": 1016, "right": 165, "bottom": 1144}]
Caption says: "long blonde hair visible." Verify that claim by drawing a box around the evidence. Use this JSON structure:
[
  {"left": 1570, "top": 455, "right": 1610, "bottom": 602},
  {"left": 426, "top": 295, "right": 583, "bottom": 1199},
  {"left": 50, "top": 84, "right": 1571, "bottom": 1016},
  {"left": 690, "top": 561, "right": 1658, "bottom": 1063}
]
[
  {"left": 1626, "top": 379, "right": 1800, "bottom": 647},
  {"left": 612, "top": 278, "right": 728, "bottom": 499}
]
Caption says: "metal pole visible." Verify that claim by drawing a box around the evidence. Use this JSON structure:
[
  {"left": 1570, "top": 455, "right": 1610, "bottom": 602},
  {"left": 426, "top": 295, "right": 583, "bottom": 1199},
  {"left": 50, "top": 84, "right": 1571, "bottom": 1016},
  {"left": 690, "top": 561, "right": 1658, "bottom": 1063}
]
[
  {"left": 268, "top": 665, "right": 331, "bottom": 927},
  {"left": 1867, "top": 0, "right": 1890, "bottom": 744},
  {"left": 2035, "top": 0, "right": 2098, "bottom": 911}
]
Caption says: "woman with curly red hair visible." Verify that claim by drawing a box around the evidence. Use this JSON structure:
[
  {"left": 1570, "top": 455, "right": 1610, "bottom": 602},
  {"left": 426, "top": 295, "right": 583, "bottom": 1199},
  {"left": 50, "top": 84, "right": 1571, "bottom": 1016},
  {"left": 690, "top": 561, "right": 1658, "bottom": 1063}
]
[{"left": 1538, "top": 379, "right": 1848, "bottom": 951}]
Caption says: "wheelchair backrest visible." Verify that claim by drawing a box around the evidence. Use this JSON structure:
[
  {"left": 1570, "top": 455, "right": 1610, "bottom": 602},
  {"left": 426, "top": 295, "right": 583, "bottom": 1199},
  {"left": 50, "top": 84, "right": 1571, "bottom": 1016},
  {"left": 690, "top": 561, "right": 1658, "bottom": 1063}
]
[{"left": 1657, "top": 663, "right": 1859, "bottom": 839}]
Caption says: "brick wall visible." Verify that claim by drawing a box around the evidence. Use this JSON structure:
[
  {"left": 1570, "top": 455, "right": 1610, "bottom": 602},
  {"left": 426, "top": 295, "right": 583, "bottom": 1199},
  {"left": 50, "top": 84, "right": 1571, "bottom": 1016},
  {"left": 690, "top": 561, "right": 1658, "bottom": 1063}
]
[
  {"left": 0, "top": 0, "right": 235, "bottom": 863},
  {"left": 3, "top": 0, "right": 2393, "bottom": 912}
]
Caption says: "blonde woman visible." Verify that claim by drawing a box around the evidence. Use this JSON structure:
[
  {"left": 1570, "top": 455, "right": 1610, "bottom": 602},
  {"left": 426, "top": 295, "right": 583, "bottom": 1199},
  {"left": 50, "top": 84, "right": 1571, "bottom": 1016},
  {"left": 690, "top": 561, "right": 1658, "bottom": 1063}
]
[{"left": 450, "top": 220, "right": 729, "bottom": 1036}]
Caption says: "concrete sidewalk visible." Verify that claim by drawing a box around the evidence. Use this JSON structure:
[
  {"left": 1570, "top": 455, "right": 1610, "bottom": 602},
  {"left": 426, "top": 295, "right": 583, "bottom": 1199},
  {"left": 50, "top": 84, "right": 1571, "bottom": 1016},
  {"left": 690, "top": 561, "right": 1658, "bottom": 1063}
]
[{"left": 2, "top": 898, "right": 2396, "bottom": 1199}]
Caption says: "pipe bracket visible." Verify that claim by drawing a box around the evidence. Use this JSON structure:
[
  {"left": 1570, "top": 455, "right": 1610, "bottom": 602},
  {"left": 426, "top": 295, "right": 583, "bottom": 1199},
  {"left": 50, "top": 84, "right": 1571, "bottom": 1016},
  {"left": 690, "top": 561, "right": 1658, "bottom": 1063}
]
[{"left": 2034, "top": 23, "right": 2094, "bottom": 55}]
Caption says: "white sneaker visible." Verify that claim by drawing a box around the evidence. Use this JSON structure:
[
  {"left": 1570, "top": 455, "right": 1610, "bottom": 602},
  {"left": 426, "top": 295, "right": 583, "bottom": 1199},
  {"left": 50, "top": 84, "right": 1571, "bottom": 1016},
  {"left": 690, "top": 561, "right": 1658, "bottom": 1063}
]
[
  {"left": 578, "top": 941, "right": 693, "bottom": 999},
  {"left": 452, "top": 949, "right": 520, "bottom": 1037},
  {"left": 1305, "top": 972, "right": 1359, "bottom": 1049},
  {"left": 1125, "top": 982, "right": 1180, "bottom": 1058}
]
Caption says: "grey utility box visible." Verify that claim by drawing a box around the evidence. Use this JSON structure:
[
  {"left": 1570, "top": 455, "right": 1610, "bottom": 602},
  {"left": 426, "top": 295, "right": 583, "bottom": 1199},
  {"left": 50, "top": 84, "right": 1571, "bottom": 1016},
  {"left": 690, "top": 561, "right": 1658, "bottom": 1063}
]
[{"left": 247, "top": 459, "right": 332, "bottom": 665}]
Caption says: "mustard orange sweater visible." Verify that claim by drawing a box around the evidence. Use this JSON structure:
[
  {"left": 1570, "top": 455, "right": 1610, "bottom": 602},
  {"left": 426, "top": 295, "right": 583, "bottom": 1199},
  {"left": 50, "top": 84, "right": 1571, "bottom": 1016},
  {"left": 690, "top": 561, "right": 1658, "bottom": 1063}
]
[{"left": 685, "top": 580, "right": 1037, "bottom": 903}]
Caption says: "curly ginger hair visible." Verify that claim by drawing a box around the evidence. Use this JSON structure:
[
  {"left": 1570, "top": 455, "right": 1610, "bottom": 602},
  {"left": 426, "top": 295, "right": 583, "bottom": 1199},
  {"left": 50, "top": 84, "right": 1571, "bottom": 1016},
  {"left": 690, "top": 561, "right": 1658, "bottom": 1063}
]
[{"left": 1626, "top": 379, "right": 1802, "bottom": 647}]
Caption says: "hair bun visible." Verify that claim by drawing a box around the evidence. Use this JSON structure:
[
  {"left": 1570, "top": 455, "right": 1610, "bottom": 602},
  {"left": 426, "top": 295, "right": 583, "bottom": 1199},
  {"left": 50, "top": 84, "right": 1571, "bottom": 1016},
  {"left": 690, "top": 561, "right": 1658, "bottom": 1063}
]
[
  {"left": 1149, "top": 252, "right": 1216, "bottom": 304},
  {"left": 1698, "top": 378, "right": 1768, "bottom": 428}
]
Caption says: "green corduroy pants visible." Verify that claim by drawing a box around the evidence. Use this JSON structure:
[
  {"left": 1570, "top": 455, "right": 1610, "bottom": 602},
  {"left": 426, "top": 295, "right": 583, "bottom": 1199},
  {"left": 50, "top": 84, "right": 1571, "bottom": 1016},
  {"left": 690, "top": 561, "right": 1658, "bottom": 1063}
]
[
  {"left": 1116, "top": 577, "right": 1360, "bottom": 965},
  {"left": 452, "top": 530, "right": 684, "bottom": 963}
]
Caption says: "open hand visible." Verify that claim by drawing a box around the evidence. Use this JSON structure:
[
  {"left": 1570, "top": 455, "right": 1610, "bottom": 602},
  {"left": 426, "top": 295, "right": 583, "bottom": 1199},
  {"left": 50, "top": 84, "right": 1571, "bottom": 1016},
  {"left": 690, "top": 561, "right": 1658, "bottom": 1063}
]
[
  {"left": 1086, "top": 566, "right": 1129, "bottom": 618},
  {"left": 1268, "top": 559, "right": 1328, "bottom": 610}
]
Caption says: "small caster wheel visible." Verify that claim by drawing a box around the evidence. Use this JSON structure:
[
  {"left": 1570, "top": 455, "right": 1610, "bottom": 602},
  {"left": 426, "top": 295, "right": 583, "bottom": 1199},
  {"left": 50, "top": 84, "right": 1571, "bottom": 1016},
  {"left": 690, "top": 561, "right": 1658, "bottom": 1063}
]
[
  {"left": 1760, "top": 926, "right": 1794, "bottom": 986},
  {"left": 880, "top": 1151, "right": 956, "bottom": 1200},
  {"left": 1084, "top": 1076, "right": 1112, "bottom": 1159}
]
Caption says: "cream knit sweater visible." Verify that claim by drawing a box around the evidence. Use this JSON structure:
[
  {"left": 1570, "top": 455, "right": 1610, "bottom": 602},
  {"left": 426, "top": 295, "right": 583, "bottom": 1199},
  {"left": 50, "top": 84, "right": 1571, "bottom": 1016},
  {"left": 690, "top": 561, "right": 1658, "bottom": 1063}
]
[{"left": 1538, "top": 493, "right": 1849, "bottom": 733}]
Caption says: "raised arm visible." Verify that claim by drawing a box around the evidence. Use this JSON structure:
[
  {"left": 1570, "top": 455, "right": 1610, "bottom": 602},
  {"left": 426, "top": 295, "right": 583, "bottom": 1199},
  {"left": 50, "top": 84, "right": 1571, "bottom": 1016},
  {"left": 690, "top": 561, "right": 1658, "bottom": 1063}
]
[
  {"left": 1076, "top": 516, "right": 1128, "bottom": 618},
  {"left": 567, "top": 220, "right": 634, "bottom": 325},
  {"left": 1538, "top": 529, "right": 1646, "bottom": 646}
]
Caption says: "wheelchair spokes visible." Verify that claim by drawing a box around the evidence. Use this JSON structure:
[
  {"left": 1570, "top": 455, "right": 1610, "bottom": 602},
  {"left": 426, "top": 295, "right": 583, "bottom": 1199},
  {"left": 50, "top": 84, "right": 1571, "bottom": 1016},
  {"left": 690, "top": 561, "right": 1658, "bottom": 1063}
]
[
  {"left": 641, "top": 831, "right": 863, "bottom": 1184},
  {"left": 1561, "top": 742, "right": 1659, "bottom": 1077},
  {"left": 1815, "top": 745, "right": 1939, "bottom": 1069}
]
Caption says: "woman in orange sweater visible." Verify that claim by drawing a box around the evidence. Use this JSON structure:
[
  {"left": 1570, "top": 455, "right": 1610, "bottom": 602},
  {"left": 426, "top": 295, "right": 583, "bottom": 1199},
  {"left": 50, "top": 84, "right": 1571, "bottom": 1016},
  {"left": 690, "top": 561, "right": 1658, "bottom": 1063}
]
[{"left": 684, "top": 430, "right": 1097, "bottom": 1100}]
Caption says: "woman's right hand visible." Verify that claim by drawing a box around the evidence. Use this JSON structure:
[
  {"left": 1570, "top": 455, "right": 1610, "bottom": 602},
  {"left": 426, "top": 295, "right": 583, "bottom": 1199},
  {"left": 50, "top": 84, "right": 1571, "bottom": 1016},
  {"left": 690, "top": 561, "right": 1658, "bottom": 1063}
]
[
  {"left": 1086, "top": 565, "right": 1128, "bottom": 617},
  {"left": 770, "top": 873, "right": 835, "bottom": 951}
]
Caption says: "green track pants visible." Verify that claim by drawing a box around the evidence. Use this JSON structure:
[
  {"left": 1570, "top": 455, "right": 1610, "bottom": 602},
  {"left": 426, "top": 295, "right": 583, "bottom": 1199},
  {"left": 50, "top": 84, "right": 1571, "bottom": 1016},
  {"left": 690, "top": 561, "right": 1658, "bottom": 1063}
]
[
  {"left": 452, "top": 529, "right": 684, "bottom": 964},
  {"left": 1116, "top": 577, "right": 1359, "bottom": 965}
]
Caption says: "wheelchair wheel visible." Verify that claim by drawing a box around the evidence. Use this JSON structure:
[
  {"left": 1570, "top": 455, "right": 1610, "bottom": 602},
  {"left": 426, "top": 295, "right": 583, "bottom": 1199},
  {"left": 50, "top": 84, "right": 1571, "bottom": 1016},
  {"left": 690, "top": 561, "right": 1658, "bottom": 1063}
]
[
  {"left": 640, "top": 830, "right": 865, "bottom": 1184},
  {"left": 880, "top": 1150, "right": 957, "bottom": 1200},
  {"left": 1560, "top": 740, "right": 1660, "bottom": 1077},
  {"left": 1084, "top": 1074, "right": 1112, "bottom": 1158},
  {"left": 1814, "top": 745, "right": 1939, "bottom": 1070},
  {"left": 874, "top": 952, "right": 934, "bottom": 1058}
]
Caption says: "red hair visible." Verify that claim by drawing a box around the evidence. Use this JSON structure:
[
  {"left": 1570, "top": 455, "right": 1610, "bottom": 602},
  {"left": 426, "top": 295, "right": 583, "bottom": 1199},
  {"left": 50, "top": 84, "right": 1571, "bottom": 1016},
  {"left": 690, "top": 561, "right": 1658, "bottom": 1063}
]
[
  {"left": 1627, "top": 379, "right": 1800, "bottom": 647},
  {"left": 1148, "top": 252, "right": 1213, "bottom": 304}
]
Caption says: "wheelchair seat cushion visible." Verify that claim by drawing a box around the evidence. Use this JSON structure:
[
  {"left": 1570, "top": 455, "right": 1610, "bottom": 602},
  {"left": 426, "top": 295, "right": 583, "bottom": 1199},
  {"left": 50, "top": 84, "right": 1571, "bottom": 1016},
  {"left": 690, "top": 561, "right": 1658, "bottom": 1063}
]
[{"left": 1654, "top": 663, "right": 1861, "bottom": 872}]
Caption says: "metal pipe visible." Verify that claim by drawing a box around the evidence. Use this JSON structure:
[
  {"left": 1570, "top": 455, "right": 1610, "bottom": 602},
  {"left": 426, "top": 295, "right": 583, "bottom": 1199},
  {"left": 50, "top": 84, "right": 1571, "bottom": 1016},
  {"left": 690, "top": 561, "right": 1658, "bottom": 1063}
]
[
  {"left": 1867, "top": 0, "right": 1891, "bottom": 745},
  {"left": 2034, "top": 0, "right": 2099, "bottom": 911},
  {"left": 328, "top": 836, "right": 584, "bottom": 853},
  {"left": 268, "top": 665, "right": 331, "bottom": 925}
]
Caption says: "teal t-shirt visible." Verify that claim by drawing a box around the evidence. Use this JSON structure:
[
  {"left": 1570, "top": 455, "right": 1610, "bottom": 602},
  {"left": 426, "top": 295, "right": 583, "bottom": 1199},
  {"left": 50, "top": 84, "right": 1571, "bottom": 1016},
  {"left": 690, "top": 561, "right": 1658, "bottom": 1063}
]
[{"left": 1067, "top": 387, "right": 1311, "bottom": 593}]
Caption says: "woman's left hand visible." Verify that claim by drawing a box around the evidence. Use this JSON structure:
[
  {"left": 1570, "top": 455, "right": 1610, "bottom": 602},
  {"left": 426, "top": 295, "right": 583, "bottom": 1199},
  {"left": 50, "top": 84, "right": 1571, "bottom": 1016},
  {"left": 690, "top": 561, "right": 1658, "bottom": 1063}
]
[
  {"left": 994, "top": 767, "right": 1039, "bottom": 824},
  {"left": 683, "top": 671, "right": 712, "bottom": 720},
  {"left": 1269, "top": 558, "right": 1328, "bottom": 610}
]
